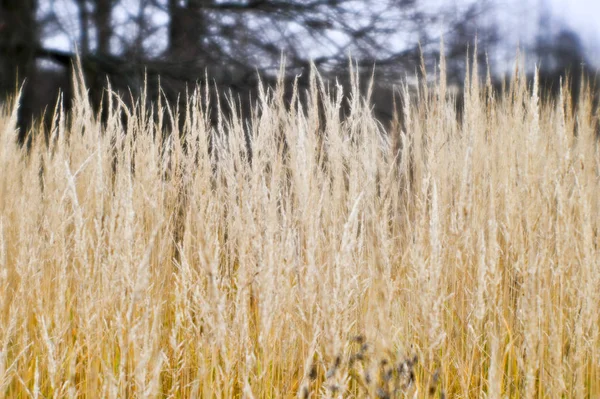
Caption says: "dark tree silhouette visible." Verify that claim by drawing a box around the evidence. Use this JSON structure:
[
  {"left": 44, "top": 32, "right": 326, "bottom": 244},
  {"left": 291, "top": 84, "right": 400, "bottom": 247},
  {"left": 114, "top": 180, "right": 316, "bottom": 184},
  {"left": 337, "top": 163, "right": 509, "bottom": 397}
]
[{"left": 0, "top": 0, "right": 39, "bottom": 136}]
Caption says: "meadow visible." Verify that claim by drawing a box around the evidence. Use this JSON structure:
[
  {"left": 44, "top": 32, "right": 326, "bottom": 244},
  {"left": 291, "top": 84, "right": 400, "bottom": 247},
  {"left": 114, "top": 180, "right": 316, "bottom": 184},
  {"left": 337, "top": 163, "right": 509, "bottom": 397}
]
[{"left": 0, "top": 53, "right": 598, "bottom": 398}]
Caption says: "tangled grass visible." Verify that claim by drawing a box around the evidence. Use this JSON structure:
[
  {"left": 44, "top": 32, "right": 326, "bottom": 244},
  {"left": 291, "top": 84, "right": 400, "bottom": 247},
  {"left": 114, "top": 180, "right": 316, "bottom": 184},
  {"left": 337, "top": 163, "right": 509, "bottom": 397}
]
[{"left": 0, "top": 53, "right": 599, "bottom": 398}]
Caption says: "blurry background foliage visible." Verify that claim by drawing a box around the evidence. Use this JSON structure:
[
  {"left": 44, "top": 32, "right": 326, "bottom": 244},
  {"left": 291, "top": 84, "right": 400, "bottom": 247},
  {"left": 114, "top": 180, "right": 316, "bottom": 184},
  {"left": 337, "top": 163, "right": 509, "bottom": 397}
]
[{"left": 0, "top": 0, "right": 596, "bottom": 142}]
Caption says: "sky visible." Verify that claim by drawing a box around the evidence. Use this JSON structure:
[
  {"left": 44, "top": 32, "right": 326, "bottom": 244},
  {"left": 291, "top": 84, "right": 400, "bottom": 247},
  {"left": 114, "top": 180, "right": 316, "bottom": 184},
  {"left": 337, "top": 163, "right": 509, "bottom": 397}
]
[
  {"left": 549, "top": 0, "right": 600, "bottom": 41},
  {"left": 542, "top": 0, "right": 600, "bottom": 64}
]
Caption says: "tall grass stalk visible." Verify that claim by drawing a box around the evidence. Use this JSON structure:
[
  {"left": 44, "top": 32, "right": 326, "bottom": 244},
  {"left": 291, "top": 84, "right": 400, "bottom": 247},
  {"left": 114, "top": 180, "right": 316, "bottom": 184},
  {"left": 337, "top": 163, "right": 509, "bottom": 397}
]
[{"left": 0, "top": 55, "right": 599, "bottom": 398}]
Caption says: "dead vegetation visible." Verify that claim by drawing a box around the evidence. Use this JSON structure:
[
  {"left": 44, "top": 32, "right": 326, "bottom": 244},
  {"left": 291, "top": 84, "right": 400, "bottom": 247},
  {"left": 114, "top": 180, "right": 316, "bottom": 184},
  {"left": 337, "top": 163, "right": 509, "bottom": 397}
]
[{"left": 0, "top": 52, "right": 599, "bottom": 398}]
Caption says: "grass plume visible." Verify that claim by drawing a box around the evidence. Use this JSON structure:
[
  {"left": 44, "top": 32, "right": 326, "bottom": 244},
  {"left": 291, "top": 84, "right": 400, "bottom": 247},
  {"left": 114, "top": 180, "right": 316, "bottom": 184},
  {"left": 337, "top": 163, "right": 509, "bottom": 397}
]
[{"left": 0, "top": 56, "right": 599, "bottom": 398}]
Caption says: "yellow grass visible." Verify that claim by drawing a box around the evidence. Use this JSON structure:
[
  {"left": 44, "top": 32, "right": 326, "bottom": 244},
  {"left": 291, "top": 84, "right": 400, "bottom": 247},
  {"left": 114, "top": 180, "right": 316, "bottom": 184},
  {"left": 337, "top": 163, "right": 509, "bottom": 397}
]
[{"left": 0, "top": 53, "right": 599, "bottom": 398}]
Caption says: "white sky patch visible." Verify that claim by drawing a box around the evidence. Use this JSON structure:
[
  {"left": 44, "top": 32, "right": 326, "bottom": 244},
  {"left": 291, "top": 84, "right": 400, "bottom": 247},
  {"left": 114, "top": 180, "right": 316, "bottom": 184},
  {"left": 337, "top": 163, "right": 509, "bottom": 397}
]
[{"left": 548, "top": 0, "right": 600, "bottom": 65}]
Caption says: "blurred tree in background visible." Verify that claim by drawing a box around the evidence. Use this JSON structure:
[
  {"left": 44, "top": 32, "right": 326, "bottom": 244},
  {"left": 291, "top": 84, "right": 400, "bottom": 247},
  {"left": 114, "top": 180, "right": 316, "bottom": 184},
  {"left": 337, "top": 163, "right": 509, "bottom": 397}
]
[
  {"left": 0, "top": 0, "right": 39, "bottom": 133},
  {"left": 0, "top": 0, "right": 594, "bottom": 142}
]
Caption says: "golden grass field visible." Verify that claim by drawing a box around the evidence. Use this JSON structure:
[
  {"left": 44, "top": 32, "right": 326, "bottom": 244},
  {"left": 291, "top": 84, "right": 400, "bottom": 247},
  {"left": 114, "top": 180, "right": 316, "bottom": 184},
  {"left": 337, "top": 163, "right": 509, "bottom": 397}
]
[{"left": 0, "top": 53, "right": 599, "bottom": 398}]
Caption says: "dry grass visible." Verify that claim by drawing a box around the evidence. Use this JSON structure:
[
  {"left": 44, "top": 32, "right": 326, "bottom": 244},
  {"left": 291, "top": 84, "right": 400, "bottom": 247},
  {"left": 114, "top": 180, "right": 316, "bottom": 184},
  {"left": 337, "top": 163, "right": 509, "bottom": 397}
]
[{"left": 0, "top": 52, "right": 599, "bottom": 398}]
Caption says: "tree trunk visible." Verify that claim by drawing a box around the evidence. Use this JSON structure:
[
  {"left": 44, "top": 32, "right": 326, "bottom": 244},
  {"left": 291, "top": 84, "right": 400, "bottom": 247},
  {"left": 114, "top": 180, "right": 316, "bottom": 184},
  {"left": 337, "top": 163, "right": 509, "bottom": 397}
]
[
  {"left": 0, "top": 0, "right": 39, "bottom": 142},
  {"left": 94, "top": 0, "right": 112, "bottom": 55},
  {"left": 75, "top": 0, "right": 90, "bottom": 54},
  {"left": 168, "top": 0, "right": 209, "bottom": 59},
  {"left": 0, "top": 0, "right": 38, "bottom": 96}
]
